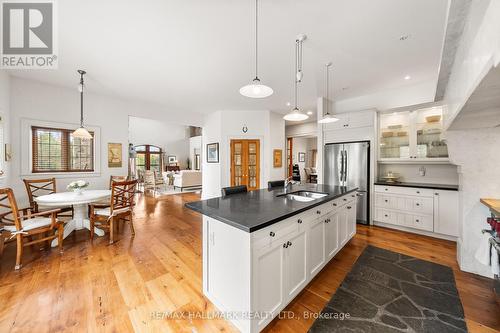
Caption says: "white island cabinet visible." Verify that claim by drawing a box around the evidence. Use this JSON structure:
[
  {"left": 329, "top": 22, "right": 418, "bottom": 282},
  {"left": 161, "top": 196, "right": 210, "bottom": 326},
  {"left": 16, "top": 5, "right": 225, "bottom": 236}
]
[{"left": 202, "top": 192, "right": 357, "bottom": 333}]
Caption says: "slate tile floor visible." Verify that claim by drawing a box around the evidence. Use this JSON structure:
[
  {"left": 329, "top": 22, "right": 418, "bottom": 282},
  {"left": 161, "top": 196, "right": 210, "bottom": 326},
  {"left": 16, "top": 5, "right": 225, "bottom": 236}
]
[{"left": 309, "top": 245, "right": 467, "bottom": 332}]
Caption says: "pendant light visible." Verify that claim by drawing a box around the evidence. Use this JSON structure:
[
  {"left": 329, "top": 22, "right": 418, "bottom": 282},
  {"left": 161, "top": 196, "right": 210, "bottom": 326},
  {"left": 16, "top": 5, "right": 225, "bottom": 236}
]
[
  {"left": 72, "top": 70, "right": 93, "bottom": 140},
  {"left": 284, "top": 36, "right": 309, "bottom": 122},
  {"left": 239, "top": 0, "right": 273, "bottom": 98},
  {"left": 318, "top": 63, "right": 339, "bottom": 124}
]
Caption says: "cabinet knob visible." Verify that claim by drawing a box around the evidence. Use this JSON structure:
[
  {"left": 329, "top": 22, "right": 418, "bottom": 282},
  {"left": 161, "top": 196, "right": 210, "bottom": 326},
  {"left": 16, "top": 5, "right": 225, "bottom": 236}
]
[
  {"left": 347, "top": 206, "right": 352, "bottom": 209},
  {"left": 384, "top": 214, "right": 388, "bottom": 217},
  {"left": 435, "top": 193, "right": 439, "bottom": 196},
  {"left": 269, "top": 231, "right": 275, "bottom": 237},
  {"left": 384, "top": 199, "right": 388, "bottom": 203},
  {"left": 416, "top": 191, "right": 420, "bottom": 194},
  {"left": 332, "top": 203, "right": 337, "bottom": 206},
  {"left": 416, "top": 203, "right": 420, "bottom": 206},
  {"left": 287, "top": 241, "right": 292, "bottom": 247},
  {"left": 343, "top": 198, "right": 347, "bottom": 201},
  {"left": 351, "top": 194, "right": 355, "bottom": 197},
  {"left": 283, "top": 243, "right": 288, "bottom": 248},
  {"left": 297, "top": 219, "right": 302, "bottom": 224},
  {"left": 416, "top": 219, "right": 420, "bottom": 223},
  {"left": 384, "top": 188, "right": 388, "bottom": 191},
  {"left": 316, "top": 210, "right": 321, "bottom": 215}
]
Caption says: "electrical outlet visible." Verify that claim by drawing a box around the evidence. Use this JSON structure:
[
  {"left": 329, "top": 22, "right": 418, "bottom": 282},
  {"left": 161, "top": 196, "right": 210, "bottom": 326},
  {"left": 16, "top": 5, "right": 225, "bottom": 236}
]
[{"left": 419, "top": 166, "right": 426, "bottom": 176}]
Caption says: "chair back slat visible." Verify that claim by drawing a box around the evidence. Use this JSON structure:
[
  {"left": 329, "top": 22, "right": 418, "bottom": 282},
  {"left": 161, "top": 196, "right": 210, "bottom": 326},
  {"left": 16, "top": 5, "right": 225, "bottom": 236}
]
[
  {"left": 0, "top": 188, "right": 23, "bottom": 231},
  {"left": 23, "top": 178, "right": 57, "bottom": 212},
  {"left": 110, "top": 180, "right": 138, "bottom": 213},
  {"left": 109, "top": 175, "right": 128, "bottom": 189}
]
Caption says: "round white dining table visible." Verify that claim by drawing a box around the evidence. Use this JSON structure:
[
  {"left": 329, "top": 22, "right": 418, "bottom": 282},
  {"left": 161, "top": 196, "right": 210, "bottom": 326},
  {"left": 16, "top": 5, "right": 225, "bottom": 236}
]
[{"left": 35, "top": 190, "right": 111, "bottom": 247}]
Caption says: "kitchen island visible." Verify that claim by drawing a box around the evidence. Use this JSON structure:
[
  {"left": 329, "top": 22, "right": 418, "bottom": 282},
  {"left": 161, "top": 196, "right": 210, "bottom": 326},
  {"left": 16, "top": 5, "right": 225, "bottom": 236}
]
[{"left": 186, "top": 184, "right": 359, "bottom": 333}]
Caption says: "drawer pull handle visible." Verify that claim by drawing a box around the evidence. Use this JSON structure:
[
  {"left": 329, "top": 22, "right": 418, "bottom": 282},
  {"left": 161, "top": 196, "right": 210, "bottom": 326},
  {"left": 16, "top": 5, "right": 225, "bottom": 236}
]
[
  {"left": 347, "top": 206, "right": 352, "bottom": 209},
  {"left": 351, "top": 195, "right": 355, "bottom": 197},
  {"left": 283, "top": 243, "right": 288, "bottom": 248},
  {"left": 343, "top": 198, "right": 347, "bottom": 201},
  {"left": 435, "top": 193, "right": 439, "bottom": 196},
  {"left": 316, "top": 210, "right": 321, "bottom": 215},
  {"left": 416, "top": 191, "right": 420, "bottom": 194},
  {"left": 384, "top": 199, "right": 388, "bottom": 203},
  {"left": 332, "top": 203, "right": 337, "bottom": 206},
  {"left": 384, "top": 214, "right": 388, "bottom": 217},
  {"left": 416, "top": 203, "right": 420, "bottom": 206},
  {"left": 297, "top": 219, "right": 302, "bottom": 224},
  {"left": 287, "top": 241, "right": 292, "bottom": 247},
  {"left": 325, "top": 218, "right": 330, "bottom": 223},
  {"left": 384, "top": 188, "right": 388, "bottom": 191},
  {"left": 269, "top": 231, "right": 275, "bottom": 237},
  {"left": 415, "top": 219, "right": 420, "bottom": 223}
]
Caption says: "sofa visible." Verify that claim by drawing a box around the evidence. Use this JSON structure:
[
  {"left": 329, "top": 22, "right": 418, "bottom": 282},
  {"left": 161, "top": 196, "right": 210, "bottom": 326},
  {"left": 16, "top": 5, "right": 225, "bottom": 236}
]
[{"left": 173, "top": 170, "right": 202, "bottom": 191}]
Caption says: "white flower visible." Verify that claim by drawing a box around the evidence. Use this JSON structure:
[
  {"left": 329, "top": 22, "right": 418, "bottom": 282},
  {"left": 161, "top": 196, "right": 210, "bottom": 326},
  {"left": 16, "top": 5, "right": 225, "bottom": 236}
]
[{"left": 77, "top": 180, "right": 86, "bottom": 187}]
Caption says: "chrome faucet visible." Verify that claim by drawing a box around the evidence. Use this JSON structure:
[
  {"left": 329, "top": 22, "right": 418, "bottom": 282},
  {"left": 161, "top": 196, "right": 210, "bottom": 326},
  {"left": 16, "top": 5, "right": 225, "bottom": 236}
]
[{"left": 284, "top": 176, "right": 294, "bottom": 192}]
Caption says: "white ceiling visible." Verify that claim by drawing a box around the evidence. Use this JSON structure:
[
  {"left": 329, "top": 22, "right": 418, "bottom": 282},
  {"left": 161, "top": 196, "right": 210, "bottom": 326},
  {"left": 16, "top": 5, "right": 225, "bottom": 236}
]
[{"left": 8, "top": 0, "right": 450, "bottom": 115}]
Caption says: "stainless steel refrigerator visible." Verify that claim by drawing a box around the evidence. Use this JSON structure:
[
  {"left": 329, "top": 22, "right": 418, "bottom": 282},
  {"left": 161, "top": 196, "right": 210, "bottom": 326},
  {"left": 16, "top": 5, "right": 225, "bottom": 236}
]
[{"left": 324, "top": 141, "right": 370, "bottom": 225}]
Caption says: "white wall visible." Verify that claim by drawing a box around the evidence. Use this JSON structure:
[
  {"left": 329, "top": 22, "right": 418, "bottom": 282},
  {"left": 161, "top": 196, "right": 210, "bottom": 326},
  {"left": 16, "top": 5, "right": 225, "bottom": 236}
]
[
  {"left": 201, "top": 110, "right": 285, "bottom": 199},
  {"left": 9, "top": 77, "right": 204, "bottom": 206},
  {"left": 443, "top": 0, "right": 500, "bottom": 129},
  {"left": 447, "top": 127, "right": 500, "bottom": 277},
  {"left": 128, "top": 116, "right": 191, "bottom": 169},
  {"left": 290, "top": 137, "right": 317, "bottom": 182},
  {"left": 285, "top": 121, "right": 317, "bottom": 138},
  {"left": 0, "top": 72, "right": 11, "bottom": 188},
  {"left": 378, "top": 164, "right": 458, "bottom": 185}
]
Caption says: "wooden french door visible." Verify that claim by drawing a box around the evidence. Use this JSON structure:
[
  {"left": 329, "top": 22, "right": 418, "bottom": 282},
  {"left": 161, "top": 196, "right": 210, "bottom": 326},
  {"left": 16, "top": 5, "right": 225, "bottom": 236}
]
[{"left": 230, "top": 139, "right": 260, "bottom": 190}]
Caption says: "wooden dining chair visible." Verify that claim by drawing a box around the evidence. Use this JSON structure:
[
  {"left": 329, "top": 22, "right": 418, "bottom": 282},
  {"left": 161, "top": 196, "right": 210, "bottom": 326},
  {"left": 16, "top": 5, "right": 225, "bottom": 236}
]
[
  {"left": 23, "top": 178, "right": 73, "bottom": 220},
  {"left": 0, "top": 188, "right": 63, "bottom": 270},
  {"left": 89, "top": 179, "right": 137, "bottom": 244}
]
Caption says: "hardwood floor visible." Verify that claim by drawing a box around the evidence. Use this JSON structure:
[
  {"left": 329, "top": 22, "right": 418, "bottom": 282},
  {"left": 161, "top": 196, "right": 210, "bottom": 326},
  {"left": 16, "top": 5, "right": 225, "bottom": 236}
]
[{"left": 1, "top": 192, "right": 499, "bottom": 332}]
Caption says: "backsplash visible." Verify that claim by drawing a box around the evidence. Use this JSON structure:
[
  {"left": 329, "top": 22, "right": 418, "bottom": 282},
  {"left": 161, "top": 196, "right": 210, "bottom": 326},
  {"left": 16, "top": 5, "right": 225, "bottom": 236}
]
[{"left": 378, "top": 163, "right": 459, "bottom": 185}]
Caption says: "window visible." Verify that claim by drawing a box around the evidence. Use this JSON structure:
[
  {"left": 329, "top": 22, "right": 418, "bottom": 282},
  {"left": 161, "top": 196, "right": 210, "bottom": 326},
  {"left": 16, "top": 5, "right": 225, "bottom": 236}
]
[
  {"left": 32, "top": 126, "right": 94, "bottom": 173},
  {"left": 135, "top": 145, "right": 162, "bottom": 173}
]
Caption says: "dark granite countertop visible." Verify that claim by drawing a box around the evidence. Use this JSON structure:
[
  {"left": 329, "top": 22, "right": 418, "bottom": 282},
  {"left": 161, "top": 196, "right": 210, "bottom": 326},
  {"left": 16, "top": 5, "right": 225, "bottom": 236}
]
[
  {"left": 185, "top": 184, "right": 358, "bottom": 232},
  {"left": 374, "top": 181, "right": 458, "bottom": 191}
]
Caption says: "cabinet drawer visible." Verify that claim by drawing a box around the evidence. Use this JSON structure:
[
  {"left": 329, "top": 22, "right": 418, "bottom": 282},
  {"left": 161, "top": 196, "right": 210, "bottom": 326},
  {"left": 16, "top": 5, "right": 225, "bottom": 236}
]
[
  {"left": 409, "top": 215, "right": 433, "bottom": 232},
  {"left": 375, "top": 194, "right": 394, "bottom": 209},
  {"left": 375, "top": 208, "right": 395, "bottom": 224},
  {"left": 374, "top": 185, "right": 433, "bottom": 197},
  {"left": 411, "top": 197, "right": 433, "bottom": 215}
]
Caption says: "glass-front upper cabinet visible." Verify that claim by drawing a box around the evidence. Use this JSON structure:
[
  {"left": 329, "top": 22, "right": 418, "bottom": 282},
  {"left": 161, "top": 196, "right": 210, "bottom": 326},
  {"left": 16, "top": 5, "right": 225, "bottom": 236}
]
[{"left": 378, "top": 106, "right": 448, "bottom": 162}]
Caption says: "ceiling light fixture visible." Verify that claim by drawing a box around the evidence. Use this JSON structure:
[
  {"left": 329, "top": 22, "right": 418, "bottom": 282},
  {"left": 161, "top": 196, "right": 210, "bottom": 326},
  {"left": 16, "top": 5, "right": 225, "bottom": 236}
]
[
  {"left": 404, "top": 75, "right": 411, "bottom": 80},
  {"left": 72, "top": 70, "right": 92, "bottom": 140},
  {"left": 284, "top": 36, "right": 309, "bottom": 122},
  {"left": 318, "top": 63, "right": 339, "bottom": 124},
  {"left": 239, "top": 0, "right": 273, "bottom": 98}
]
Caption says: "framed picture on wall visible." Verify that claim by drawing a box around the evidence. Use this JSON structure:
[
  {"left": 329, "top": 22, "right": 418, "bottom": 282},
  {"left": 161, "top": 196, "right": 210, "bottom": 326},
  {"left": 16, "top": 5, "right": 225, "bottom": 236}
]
[
  {"left": 298, "top": 152, "right": 305, "bottom": 162},
  {"left": 168, "top": 155, "right": 177, "bottom": 164},
  {"left": 107, "top": 143, "right": 122, "bottom": 168},
  {"left": 273, "top": 149, "right": 282, "bottom": 168},
  {"left": 207, "top": 143, "right": 219, "bottom": 163}
]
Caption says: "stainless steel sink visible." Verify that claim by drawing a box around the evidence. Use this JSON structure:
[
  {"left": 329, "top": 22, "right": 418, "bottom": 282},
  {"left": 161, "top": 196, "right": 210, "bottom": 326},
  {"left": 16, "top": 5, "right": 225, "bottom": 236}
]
[{"left": 278, "top": 191, "right": 328, "bottom": 202}]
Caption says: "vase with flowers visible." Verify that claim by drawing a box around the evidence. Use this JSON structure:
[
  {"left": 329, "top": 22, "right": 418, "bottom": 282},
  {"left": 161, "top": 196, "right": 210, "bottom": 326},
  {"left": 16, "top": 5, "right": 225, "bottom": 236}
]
[{"left": 67, "top": 180, "right": 89, "bottom": 195}]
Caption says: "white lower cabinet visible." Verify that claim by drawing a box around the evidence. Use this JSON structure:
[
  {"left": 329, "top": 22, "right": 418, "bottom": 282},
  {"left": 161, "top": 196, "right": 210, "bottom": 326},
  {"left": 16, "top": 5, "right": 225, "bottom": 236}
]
[
  {"left": 202, "top": 192, "right": 358, "bottom": 333},
  {"left": 373, "top": 185, "right": 458, "bottom": 238}
]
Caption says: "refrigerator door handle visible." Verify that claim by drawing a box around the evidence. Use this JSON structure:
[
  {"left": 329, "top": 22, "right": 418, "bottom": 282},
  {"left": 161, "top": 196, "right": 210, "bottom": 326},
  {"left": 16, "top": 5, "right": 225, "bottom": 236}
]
[
  {"left": 339, "top": 150, "right": 344, "bottom": 182},
  {"left": 343, "top": 149, "right": 348, "bottom": 182}
]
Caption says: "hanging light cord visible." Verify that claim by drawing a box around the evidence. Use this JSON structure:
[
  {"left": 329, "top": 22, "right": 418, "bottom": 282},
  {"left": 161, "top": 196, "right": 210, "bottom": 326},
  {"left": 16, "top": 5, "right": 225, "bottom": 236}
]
[
  {"left": 255, "top": 0, "right": 258, "bottom": 79},
  {"left": 325, "top": 64, "right": 329, "bottom": 115},
  {"left": 80, "top": 73, "right": 84, "bottom": 127},
  {"left": 294, "top": 40, "right": 299, "bottom": 109}
]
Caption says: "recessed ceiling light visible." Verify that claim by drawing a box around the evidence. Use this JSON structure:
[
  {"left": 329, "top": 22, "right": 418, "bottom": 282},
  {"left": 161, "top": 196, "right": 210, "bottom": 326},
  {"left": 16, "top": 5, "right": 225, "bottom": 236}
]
[
  {"left": 286, "top": 102, "right": 291, "bottom": 106},
  {"left": 404, "top": 75, "right": 411, "bottom": 80},
  {"left": 399, "top": 35, "right": 409, "bottom": 41},
  {"left": 307, "top": 111, "right": 313, "bottom": 115}
]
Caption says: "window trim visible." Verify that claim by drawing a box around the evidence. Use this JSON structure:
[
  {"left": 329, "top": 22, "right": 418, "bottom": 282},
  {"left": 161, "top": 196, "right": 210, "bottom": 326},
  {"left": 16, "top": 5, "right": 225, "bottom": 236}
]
[
  {"left": 31, "top": 125, "right": 95, "bottom": 173},
  {"left": 21, "top": 118, "right": 101, "bottom": 177},
  {"left": 134, "top": 144, "right": 162, "bottom": 171}
]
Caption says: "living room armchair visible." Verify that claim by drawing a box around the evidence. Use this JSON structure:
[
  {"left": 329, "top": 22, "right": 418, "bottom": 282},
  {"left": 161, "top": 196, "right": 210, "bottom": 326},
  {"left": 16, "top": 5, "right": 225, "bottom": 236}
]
[{"left": 173, "top": 170, "right": 202, "bottom": 191}]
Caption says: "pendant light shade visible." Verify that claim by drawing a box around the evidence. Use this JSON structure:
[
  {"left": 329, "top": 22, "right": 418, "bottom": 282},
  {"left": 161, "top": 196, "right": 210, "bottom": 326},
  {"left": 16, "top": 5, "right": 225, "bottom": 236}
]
[
  {"left": 283, "top": 107, "right": 309, "bottom": 121},
  {"left": 72, "top": 70, "right": 92, "bottom": 140},
  {"left": 239, "top": 78, "right": 273, "bottom": 98},
  {"left": 283, "top": 36, "right": 308, "bottom": 122},
  {"left": 240, "top": 0, "right": 273, "bottom": 98},
  {"left": 318, "top": 63, "right": 339, "bottom": 124}
]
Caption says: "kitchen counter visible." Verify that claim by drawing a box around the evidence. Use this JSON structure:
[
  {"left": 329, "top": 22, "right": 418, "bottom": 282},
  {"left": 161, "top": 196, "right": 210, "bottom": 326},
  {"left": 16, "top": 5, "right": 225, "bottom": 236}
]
[
  {"left": 374, "top": 181, "right": 459, "bottom": 191},
  {"left": 185, "top": 184, "right": 358, "bottom": 232},
  {"left": 480, "top": 198, "right": 500, "bottom": 217}
]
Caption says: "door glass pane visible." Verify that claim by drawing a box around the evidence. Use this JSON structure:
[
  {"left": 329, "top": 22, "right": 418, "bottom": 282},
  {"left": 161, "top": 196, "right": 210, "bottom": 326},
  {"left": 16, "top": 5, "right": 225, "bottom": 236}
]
[
  {"left": 379, "top": 112, "right": 410, "bottom": 159},
  {"left": 248, "top": 143, "right": 256, "bottom": 154},
  {"left": 415, "top": 107, "right": 448, "bottom": 158},
  {"left": 234, "top": 143, "right": 242, "bottom": 154}
]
